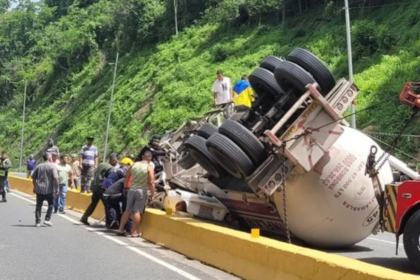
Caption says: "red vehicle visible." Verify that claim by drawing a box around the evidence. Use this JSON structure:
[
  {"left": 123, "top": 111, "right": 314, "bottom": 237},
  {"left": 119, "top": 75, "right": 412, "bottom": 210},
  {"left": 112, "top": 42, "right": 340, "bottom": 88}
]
[{"left": 374, "top": 82, "right": 420, "bottom": 270}]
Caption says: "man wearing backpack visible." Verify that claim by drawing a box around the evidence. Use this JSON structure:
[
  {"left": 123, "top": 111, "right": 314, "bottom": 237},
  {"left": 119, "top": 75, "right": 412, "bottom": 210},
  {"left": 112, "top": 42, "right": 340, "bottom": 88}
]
[{"left": 80, "top": 153, "right": 118, "bottom": 226}]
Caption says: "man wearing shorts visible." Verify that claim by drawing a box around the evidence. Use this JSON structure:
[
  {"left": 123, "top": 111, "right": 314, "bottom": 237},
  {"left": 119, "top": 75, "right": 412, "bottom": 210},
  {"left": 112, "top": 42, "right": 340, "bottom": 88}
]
[
  {"left": 79, "top": 136, "right": 98, "bottom": 193},
  {"left": 116, "top": 151, "right": 155, "bottom": 237}
]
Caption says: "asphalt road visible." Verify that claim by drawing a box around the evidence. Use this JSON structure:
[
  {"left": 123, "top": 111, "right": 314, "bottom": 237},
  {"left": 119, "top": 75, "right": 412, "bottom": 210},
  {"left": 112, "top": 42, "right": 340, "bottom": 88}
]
[
  {"left": 2, "top": 189, "right": 419, "bottom": 279},
  {"left": 329, "top": 233, "right": 419, "bottom": 276},
  {"left": 0, "top": 191, "right": 241, "bottom": 280}
]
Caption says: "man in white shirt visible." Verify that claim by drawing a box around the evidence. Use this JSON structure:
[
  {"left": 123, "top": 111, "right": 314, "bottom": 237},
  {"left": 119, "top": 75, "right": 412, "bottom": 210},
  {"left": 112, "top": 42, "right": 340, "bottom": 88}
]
[{"left": 212, "top": 70, "right": 233, "bottom": 118}]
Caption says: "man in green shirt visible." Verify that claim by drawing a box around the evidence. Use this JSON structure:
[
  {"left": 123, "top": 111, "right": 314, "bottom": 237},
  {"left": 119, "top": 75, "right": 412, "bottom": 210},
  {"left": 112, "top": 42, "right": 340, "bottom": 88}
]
[{"left": 80, "top": 153, "right": 118, "bottom": 226}]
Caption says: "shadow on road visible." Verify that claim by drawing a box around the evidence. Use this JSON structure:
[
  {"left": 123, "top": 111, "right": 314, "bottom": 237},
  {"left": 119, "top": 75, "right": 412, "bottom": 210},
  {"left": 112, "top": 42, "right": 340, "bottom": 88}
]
[
  {"left": 322, "top": 245, "right": 374, "bottom": 253},
  {"left": 359, "top": 257, "right": 419, "bottom": 275},
  {"left": 11, "top": 224, "right": 37, "bottom": 228}
]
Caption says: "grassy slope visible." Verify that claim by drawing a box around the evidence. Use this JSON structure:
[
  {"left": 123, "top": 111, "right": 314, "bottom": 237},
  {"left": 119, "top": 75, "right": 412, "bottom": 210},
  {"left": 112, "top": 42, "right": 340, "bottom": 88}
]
[{"left": 1, "top": 2, "right": 420, "bottom": 167}]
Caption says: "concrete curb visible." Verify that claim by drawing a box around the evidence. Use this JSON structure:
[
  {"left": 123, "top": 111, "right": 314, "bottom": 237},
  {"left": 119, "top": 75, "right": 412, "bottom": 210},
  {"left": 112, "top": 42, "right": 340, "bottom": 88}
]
[{"left": 9, "top": 176, "right": 418, "bottom": 280}]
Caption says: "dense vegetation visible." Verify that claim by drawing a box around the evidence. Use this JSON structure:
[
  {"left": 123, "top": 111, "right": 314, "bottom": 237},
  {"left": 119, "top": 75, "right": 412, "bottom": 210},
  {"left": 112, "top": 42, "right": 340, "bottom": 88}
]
[{"left": 1, "top": 0, "right": 420, "bottom": 169}]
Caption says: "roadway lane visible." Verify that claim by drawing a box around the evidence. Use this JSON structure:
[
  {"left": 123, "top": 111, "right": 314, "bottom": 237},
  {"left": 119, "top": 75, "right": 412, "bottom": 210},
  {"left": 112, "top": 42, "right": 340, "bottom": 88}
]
[
  {"left": 328, "top": 233, "right": 420, "bottom": 276},
  {"left": 0, "top": 191, "right": 240, "bottom": 280}
]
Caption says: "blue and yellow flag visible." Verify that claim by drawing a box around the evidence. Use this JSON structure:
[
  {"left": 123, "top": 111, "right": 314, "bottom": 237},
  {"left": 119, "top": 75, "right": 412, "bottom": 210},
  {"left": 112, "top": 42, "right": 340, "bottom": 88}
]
[{"left": 232, "top": 80, "right": 254, "bottom": 108}]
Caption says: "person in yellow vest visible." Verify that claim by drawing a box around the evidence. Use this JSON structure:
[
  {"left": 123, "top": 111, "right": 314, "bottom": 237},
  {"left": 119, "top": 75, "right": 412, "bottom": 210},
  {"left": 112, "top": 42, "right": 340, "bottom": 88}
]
[{"left": 232, "top": 75, "right": 255, "bottom": 108}]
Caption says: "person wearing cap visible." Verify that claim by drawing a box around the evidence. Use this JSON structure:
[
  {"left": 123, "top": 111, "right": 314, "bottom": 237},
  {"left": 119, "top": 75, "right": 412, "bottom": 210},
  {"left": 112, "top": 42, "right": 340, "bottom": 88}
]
[
  {"left": 80, "top": 153, "right": 118, "bottom": 226},
  {"left": 103, "top": 157, "right": 133, "bottom": 229},
  {"left": 70, "top": 154, "right": 81, "bottom": 190},
  {"left": 79, "top": 136, "right": 98, "bottom": 193},
  {"left": 103, "top": 157, "right": 132, "bottom": 189},
  {"left": 45, "top": 138, "right": 60, "bottom": 163},
  {"left": 26, "top": 155, "right": 36, "bottom": 178}
]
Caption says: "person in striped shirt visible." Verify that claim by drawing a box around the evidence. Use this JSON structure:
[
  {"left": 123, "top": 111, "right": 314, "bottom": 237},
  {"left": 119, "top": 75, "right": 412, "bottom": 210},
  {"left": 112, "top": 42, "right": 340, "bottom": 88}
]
[{"left": 79, "top": 136, "right": 98, "bottom": 193}]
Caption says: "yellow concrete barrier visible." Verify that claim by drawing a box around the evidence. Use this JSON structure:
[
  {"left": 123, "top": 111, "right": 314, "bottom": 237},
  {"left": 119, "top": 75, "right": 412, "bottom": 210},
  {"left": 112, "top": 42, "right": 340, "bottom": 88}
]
[
  {"left": 140, "top": 209, "right": 417, "bottom": 280},
  {"left": 66, "top": 189, "right": 105, "bottom": 220},
  {"left": 9, "top": 176, "right": 34, "bottom": 195},
  {"left": 9, "top": 176, "right": 417, "bottom": 280}
]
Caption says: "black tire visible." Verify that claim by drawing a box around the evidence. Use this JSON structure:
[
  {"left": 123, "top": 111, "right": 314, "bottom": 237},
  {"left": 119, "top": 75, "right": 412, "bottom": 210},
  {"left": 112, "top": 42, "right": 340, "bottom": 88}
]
[
  {"left": 206, "top": 133, "right": 255, "bottom": 179},
  {"left": 197, "top": 123, "right": 218, "bottom": 139},
  {"left": 185, "top": 135, "right": 226, "bottom": 178},
  {"left": 274, "top": 61, "right": 318, "bottom": 95},
  {"left": 219, "top": 120, "right": 266, "bottom": 166},
  {"left": 403, "top": 210, "right": 420, "bottom": 271},
  {"left": 177, "top": 152, "right": 196, "bottom": 170},
  {"left": 260, "top": 56, "right": 284, "bottom": 72},
  {"left": 249, "top": 67, "right": 285, "bottom": 98},
  {"left": 286, "top": 48, "right": 336, "bottom": 94}
]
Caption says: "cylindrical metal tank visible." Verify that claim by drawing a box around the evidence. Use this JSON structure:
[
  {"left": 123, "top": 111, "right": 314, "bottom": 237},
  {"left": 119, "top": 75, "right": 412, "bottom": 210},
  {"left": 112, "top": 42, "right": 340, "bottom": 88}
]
[{"left": 272, "top": 127, "right": 393, "bottom": 247}]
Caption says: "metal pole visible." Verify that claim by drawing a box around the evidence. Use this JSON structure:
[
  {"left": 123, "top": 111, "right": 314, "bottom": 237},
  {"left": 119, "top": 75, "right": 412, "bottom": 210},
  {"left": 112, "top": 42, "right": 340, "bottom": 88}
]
[
  {"left": 174, "top": 0, "right": 178, "bottom": 36},
  {"left": 19, "top": 80, "right": 27, "bottom": 171},
  {"left": 103, "top": 52, "right": 119, "bottom": 162},
  {"left": 344, "top": 0, "right": 356, "bottom": 128}
]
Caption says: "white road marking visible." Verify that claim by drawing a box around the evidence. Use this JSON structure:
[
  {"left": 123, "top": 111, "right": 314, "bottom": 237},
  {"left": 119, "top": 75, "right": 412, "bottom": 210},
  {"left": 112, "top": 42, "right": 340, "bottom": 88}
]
[
  {"left": 10, "top": 192, "right": 202, "bottom": 280},
  {"left": 367, "top": 237, "right": 403, "bottom": 246}
]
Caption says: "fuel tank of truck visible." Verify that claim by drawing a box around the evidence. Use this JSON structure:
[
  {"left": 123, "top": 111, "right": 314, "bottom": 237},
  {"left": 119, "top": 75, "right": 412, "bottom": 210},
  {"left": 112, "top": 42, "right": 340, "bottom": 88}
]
[{"left": 271, "top": 127, "right": 393, "bottom": 247}]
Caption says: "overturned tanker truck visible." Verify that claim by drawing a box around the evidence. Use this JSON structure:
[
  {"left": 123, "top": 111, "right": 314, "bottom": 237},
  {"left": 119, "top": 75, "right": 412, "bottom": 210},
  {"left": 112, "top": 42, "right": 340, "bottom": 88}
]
[{"left": 153, "top": 48, "right": 418, "bottom": 250}]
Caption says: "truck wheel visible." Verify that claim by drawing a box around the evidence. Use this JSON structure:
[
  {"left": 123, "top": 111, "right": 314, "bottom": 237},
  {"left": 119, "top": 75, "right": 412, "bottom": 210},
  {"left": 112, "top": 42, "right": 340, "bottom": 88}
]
[
  {"left": 206, "top": 133, "right": 255, "bottom": 179},
  {"left": 185, "top": 135, "right": 226, "bottom": 178},
  {"left": 274, "top": 61, "right": 319, "bottom": 95},
  {"left": 260, "top": 56, "right": 284, "bottom": 72},
  {"left": 197, "top": 123, "right": 218, "bottom": 139},
  {"left": 286, "top": 48, "right": 336, "bottom": 95},
  {"left": 219, "top": 120, "right": 267, "bottom": 166},
  {"left": 403, "top": 210, "right": 420, "bottom": 271},
  {"left": 249, "top": 67, "right": 285, "bottom": 98},
  {"left": 177, "top": 152, "right": 196, "bottom": 170}
]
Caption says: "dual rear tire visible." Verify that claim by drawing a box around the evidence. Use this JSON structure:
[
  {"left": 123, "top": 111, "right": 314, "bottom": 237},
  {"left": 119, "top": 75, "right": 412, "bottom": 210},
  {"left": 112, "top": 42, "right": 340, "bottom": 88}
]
[
  {"left": 185, "top": 120, "right": 266, "bottom": 179},
  {"left": 184, "top": 48, "right": 336, "bottom": 180}
]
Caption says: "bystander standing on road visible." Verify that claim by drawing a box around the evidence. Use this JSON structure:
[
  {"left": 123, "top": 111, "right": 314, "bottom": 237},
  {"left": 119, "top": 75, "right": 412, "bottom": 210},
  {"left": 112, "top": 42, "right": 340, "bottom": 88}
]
[
  {"left": 45, "top": 138, "right": 59, "bottom": 163},
  {"left": 79, "top": 136, "right": 98, "bottom": 193},
  {"left": 0, "top": 151, "right": 11, "bottom": 202},
  {"left": 70, "top": 154, "right": 81, "bottom": 190},
  {"left": 80, "top": 153, "right": 118, "bottom": 226},
  {"left": 54, "top": 155, "right": 74, "bottom": 214},
  {"left": 32, "top": 154, "right": 59, "bottom": 227},
  {"left": 26, "top": 155, "right": 36, "bottom": 178},
  {"left": 51, "top": 152, "right": 59, "bottom": 165},
  {"left": 117, "top": 151, "right": 155, "bottom": 237}
]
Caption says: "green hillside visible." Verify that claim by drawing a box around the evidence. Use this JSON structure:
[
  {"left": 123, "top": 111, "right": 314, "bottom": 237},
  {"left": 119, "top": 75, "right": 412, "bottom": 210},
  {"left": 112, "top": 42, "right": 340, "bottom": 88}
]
[{"left": 1, "top": 0, "right": 420, "bottom": 169}]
